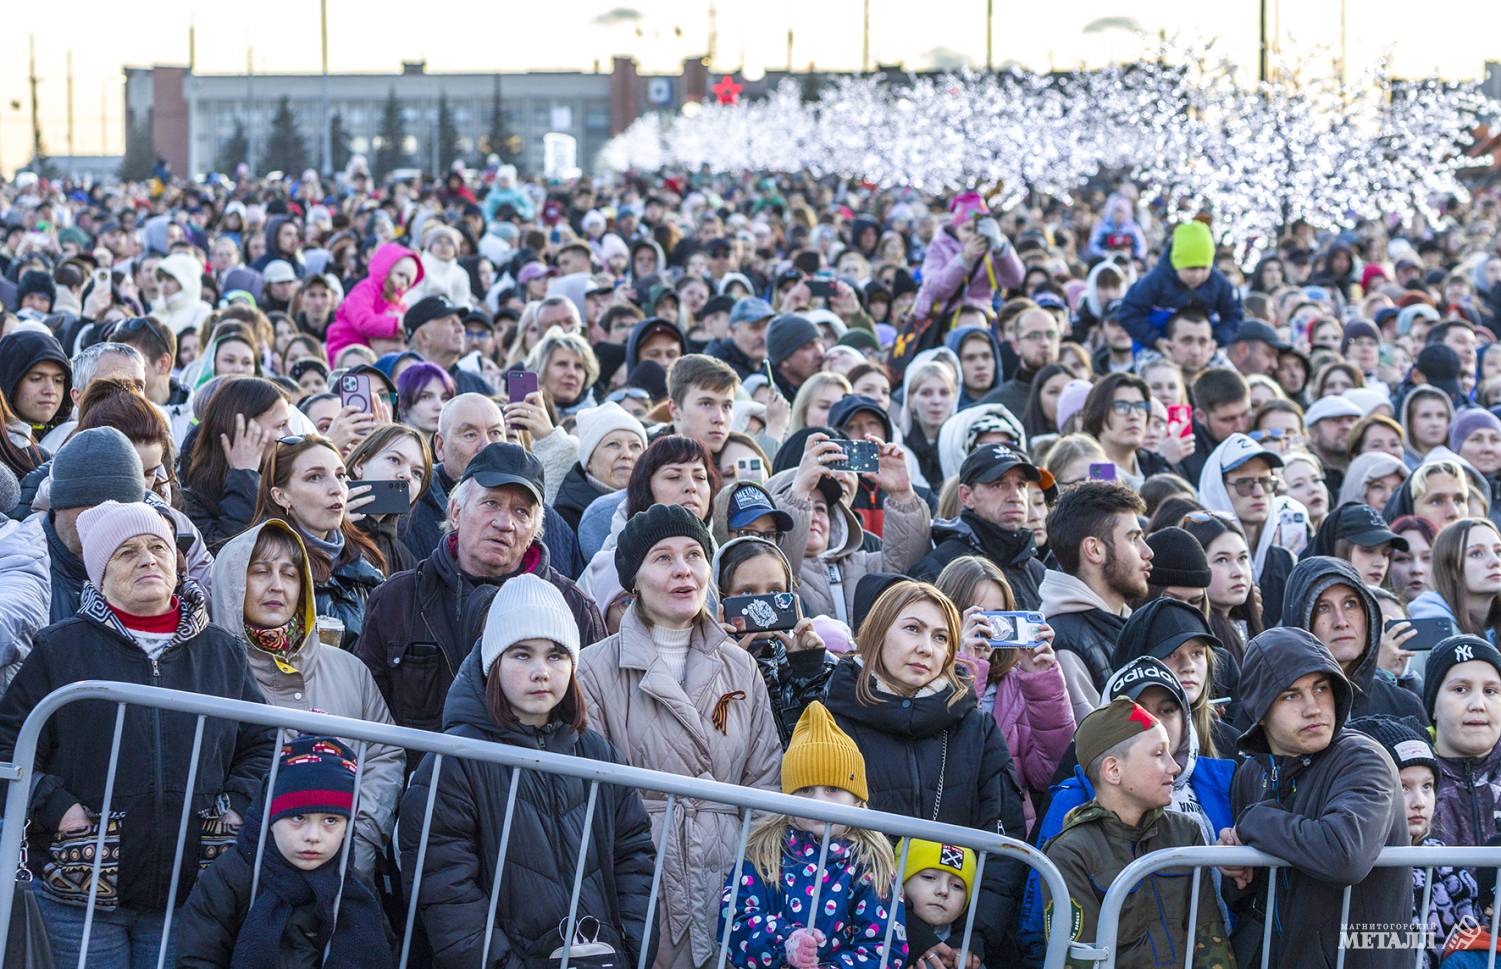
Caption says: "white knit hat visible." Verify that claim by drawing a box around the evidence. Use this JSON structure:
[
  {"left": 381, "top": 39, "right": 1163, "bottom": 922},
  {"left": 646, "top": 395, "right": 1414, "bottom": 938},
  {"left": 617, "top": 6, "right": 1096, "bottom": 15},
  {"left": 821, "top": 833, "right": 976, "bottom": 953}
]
[
  {"left": 575, "top": 402, "right": 648, "bottom": 474},
  {"left": 481, "top": 574, "right": 582, "bottom": 672}
]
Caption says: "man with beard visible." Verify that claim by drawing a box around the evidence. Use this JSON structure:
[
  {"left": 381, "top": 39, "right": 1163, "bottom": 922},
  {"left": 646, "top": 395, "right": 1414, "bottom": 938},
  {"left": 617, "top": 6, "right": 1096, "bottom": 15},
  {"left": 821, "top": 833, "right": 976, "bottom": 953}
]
[{"left": 1038, "top": 482, "right": 1155, "bottom": 723}]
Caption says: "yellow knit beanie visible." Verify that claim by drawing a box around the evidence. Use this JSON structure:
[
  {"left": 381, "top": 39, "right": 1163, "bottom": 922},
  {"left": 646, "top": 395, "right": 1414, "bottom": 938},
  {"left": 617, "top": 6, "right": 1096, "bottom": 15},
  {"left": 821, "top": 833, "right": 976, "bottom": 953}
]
[
  {"left": 1170, "top": 221, "right": 1215, "bottom": 270},
  {"left": 898, "top": 838, "right": 978, "bottom": 898},
  {"left": 781, "top": 701, "right": 868, "bottom": 802}
]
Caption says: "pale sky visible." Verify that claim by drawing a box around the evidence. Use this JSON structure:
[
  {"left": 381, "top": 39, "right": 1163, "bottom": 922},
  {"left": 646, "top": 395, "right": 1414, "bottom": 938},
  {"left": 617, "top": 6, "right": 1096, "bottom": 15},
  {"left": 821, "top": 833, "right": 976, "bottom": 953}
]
[{"left": 1, "top": 0, "right": 1498, "bottom": 175}]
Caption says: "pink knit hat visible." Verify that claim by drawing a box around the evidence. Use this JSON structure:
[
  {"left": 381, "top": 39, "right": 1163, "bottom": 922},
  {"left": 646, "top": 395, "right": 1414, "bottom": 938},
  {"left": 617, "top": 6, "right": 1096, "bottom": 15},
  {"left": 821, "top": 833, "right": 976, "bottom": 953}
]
[
  {"left": 76, "top": 500, "right": 176, "bottom": 591},
  {"left": 948, "top": 191, "right": 989, "bottom": 226},
  {"left": 1055, "top": 379, "right": 1095, "bottom": 433}
]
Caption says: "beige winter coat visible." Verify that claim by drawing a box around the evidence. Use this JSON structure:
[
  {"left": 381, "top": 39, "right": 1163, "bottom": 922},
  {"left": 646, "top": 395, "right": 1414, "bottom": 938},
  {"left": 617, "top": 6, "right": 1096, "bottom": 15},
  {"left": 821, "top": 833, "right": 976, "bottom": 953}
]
[
  {"left": 766, "top": 468, "right": 932, "bottom": 623},
  {"left": 577, "top": 607, "right": 781, "bottom": 969}
]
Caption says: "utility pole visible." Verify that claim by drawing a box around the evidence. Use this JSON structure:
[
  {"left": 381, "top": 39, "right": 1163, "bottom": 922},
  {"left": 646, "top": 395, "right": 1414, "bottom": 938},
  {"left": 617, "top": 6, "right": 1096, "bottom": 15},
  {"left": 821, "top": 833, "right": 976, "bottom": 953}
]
[
  {"left": 100, "top": 82, "right": 107, "bottom": 154},
  {"left": 786, "top": 25, "right": 793, "bottom": 72},
  {"left": 246, "top": 47, "right": 256, "bottom": 174},
  {"left": 67, "top": 51, "right": 74, "bottom": 157},
  {"left": 320, "top": 0, "right": 331, "bottom": 175},
  {"left": 707, "top": 0, "right": 717, "bottom": 71},
  {"left": 29, "top": 35, "right": 43, "bottom": 166},
  {"left": 1258, "top": 0, "right": 1268, "bottom": 83},
  {"left": 861, "top": 0, "right": 870, "bottom": 73},
  {"left": 1339, "top": 0, "right": 1347, "bottom": 89},
  {"left": 986, "top": 0, "right": 993, "bottom": 71}
]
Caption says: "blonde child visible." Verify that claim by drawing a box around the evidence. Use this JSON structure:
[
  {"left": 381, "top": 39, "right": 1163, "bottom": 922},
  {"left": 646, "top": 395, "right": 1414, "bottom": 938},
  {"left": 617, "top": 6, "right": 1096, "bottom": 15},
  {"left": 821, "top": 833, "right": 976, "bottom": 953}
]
[{"left": 720, "top": 702, "right": 908, "bottom": 969}]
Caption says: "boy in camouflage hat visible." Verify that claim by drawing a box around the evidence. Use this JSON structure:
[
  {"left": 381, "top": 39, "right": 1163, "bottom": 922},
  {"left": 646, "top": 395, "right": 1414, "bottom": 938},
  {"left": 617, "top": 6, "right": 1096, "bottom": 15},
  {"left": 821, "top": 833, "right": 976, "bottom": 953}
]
[{"left": 1043, "top": 697, "right": 1234, "bottom": 969}]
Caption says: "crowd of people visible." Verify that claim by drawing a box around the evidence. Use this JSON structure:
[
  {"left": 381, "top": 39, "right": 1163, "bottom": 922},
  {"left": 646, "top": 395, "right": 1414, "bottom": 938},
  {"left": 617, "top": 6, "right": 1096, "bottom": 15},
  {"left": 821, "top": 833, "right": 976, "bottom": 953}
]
[{"left": 0, "top": 156, "right": 1499, "bottom": 968}]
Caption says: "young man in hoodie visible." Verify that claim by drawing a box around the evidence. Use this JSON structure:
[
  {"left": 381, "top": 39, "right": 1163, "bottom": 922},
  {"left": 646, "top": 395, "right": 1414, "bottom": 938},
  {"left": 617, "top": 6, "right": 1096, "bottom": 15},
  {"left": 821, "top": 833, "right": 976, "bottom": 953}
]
[
  {"left": 1040, "top": 481, "right": 1153, "bottom": 723},
  {"left": 1043, "top": 697, "right": 1234, "bottom": 969},
  {"left": 1281, "top": 555, "right": 1428, "bottom": 723},
  {"left": 945, "top": 312, "right": 1005, "bottom": 409},
  {"left": 1217, "top": 627, "right": 1412, "bottom": 969},
  {"left": 911, "top": 444, "right": 1048, "bottom": 609}
]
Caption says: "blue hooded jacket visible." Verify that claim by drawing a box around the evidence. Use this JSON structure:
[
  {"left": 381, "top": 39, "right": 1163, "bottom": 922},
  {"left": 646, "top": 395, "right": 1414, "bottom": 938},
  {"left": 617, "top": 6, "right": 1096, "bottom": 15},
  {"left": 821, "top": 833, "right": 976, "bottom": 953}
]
[
  {"left": 944, "top": 324, "right": 1005, "bottom": 409},
  {"left": 1117, "top": 251, "right": 1243, "bottom": 349}
]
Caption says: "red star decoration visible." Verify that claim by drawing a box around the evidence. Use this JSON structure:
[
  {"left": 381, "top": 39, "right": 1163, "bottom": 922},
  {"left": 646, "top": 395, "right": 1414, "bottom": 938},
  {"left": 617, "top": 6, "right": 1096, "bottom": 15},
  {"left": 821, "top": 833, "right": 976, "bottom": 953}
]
[
  {"left": 712, "top": 74, "right": 743, "bottom": 105},
  {"left": 1128, "top": 703, "right": 1158, "bottom": 730}
]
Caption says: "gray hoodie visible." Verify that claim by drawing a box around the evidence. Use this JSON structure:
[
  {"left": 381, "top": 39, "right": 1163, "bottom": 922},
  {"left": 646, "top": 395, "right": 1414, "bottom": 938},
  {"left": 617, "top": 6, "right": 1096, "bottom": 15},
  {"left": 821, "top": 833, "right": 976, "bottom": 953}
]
[
  {"left": 1228, "top": 626, "right": 1413, "bottom": 968},
  {"left": 210, "top": 520, "right": 403, "bottom": 875}
]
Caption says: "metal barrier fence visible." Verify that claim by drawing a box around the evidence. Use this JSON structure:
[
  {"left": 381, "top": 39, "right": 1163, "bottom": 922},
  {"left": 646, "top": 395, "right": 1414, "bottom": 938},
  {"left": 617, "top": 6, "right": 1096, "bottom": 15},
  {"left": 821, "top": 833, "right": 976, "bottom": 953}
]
[
  {"left": 0, "top": 680, "right": 1077, "bottom": 969},
  {"left": 1076, "top": 844, "right": 1501, "bottom": 969}
]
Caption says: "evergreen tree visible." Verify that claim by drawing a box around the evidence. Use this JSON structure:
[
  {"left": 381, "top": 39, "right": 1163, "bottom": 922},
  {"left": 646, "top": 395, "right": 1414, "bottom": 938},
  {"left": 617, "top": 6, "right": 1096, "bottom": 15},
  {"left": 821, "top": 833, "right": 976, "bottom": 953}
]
[
  {"left": 800, "top": 71, "right": 824, "bottom": 104},
  {"left": 120, "top": 114, "right": 156, "bottom": 180},
  {"left": 485, "top": 76, "right": 514, "bottom": 163},
  {"left": 328, "top": 112, "right": 353, "bottom": 174},
  {"left": 213, "top": 120, "right": 250, "bottom": 176},
  {"left": 436, "top": 92, "right": 461, "bottom": 171},
  {"left": 374, "top": 88, "right": 408, "bottom": 177},
  {"left": 262, "top": 96, "right": 307, "bottom": 175}
]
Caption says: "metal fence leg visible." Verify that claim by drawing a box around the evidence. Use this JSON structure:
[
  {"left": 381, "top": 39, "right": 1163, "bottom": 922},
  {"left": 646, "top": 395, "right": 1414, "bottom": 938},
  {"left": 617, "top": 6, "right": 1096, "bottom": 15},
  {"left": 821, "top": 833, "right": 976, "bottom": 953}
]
[
  {"left": 480, "top": 768, "right": 522, "bottom": 963},
  {"left": 76, "top": 702, "right": 127, "bottom": 968},
  {"left": 249, "top": 727, "right": 286, "bottom": 905},
  {"left": 558, "top": 781, "right": 601, "bottom": 969},
  {"left": 1334, "top": 884, "right": 1352, "bottom": 969},
  {"left": 323, "top": 739, "right": 369, "bottom": 966},
  {"left": 637, "top": 795, "right": 675, "bottom": 969},
  {"left": 1182, "top": 866, "right": 1201, "bottom": 969},
  {"left": 1414, "top": 867, "right": 1434, "bottom": 969},
  {"left": 878, "top": 837, "right": 911, "bottom": 969},
  {"left": 1260, "top": 872, "right": 1275, "bottom": 969},
  {"left": 1488, "top": 867, "right": 1500, "bottom": 969},
  {"left": 155, "top": 714, "right": 207, "bottom": 969},
  {"left": 398, "top": 753, "right": 444, "bottom": 969},
  {"left": 804, "top": 821, "right": 834, "bottom": 935},
  {"left": 956, "top": 851, "right": 988, "bottom": 969},
  {"left": 716, "top": 809, "right": 754, "bottom": 969}
]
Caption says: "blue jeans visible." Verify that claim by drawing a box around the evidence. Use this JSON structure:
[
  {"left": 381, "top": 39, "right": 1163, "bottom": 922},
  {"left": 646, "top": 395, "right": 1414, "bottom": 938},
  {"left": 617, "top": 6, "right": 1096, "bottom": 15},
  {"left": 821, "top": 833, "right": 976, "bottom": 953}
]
[{"left": 34, "top": 890, "right": 178, "bottom": 969}]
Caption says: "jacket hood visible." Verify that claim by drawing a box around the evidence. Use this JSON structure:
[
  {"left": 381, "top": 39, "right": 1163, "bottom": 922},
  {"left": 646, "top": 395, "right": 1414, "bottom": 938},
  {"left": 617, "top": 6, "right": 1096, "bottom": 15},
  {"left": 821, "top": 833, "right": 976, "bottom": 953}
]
[
  {"left": 1198, "top": 433, "right": 1285, "bottom": 577},
  {"left": 366, "top": 242, "right": 423, "bottom": 294},
  {"left": 1400, "top": 387, "right": 1454, "bottom": 464},
  {"left": 263, "top": 215, "right": 304, "bottom": 262},
  {"left": 935, "top": 403, "right": 1026, "bottom": 481},
  {"left": 1083, "top": 259, "right": 1119, "bottom": 320},
  {"left": 943, "top": 325, "right": 1004, "bottom": 402},
  {"left": 210, "top": 519, "right": 318, "bottom": 656},
  {"left": 628, "top": 239, "right": 666, "bottom": 280},
  {"left": 931, "top": 509, "right": 1038, "bottom": 568},
  {"left": 1281, "top": 555, "right": 1382, "bottom": 691},
  {"left": 766, "top": 467, "right": 864, "bottom": 561},
  {"left": 154, "top": 252, "right": 205, "bottom": 309},
  {"left": 822, "top": 658, "right": 976, "bottom": 739},
  {"left": 1235, "top": 626, "right": 1354, "bottom": 755},
  {"left": 0, "top": 329, "right": 73, "bottom": 427},
  {"left": 1102, "top": 657, "right": 1199, "bottom": 789},
  {"left": 1039, "top": 569, "right": 1130, "bottom": 621},
  {"left": 1337, "top": 452, "right": 1409, "bottom": 507}
]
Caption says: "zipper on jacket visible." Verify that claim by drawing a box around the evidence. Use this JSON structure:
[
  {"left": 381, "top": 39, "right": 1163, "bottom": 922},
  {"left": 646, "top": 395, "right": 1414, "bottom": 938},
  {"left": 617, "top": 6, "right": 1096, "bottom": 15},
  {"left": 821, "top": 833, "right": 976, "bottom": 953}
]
[
  {"left": 150, "top": 655, "right": 167, "bottom": 904},
  {"left": 1467, "top": 761, "right": 1485, "bottom": 844}
]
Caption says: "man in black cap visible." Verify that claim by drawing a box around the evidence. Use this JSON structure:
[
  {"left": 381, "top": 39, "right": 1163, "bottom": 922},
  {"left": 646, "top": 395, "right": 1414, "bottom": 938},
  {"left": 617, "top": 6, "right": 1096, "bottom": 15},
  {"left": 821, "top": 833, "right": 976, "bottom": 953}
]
[
  {"left": 695, "top": 293, "right": 736, "bottom": 348},
  {"left": 356, "top": 441, "right": 603, "bottom": 760},
  {"left": 1225, "top": 319, "right": 1286, "bottom": 377},
  {"left": 912, "top": 443, "right": 1049, "bottom": 608},
  {"left": 462, "top": 306, "right": 498, "bottom": 362},
  {"left": 1091, "top": 299, "right": 1137, "bottom": 376},
  {"left": 404, "top": 294, "right": 492, "bottom": 395},
  {"left": 765, "top": 313, "right": 823, "bottom": 399}
]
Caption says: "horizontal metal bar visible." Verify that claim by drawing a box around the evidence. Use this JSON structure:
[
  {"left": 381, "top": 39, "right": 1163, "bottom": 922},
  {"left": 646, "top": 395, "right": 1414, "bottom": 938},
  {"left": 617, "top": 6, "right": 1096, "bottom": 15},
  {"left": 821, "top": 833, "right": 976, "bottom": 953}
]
[{"left": 0, "top": 763, "right": 22, "bottom": 781}]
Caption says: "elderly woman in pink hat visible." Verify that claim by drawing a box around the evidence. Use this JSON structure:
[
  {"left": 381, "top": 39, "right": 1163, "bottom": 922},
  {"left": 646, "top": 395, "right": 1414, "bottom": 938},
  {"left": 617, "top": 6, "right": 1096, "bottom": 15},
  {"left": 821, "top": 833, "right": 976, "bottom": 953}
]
[{"left": 914, "top": 190, "right": 1024, "bottom": 321}]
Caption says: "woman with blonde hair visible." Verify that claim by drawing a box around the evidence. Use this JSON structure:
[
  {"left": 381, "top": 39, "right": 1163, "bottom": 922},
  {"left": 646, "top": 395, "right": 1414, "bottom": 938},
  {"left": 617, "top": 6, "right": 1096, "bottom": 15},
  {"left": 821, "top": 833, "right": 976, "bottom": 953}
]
[
  {"left": 1043, "top": 433, "right": 1108, "bottom": 488},
  {"left": 525, "top": 326, "right": 601, "bottom": 416},
  {"left": 823, "top": 579, "right": 1026, "bottom": 962},
  {"left": 898, "top": 358, "right": 957, "bottom": 488},
  {"left": 789, "top": 371, "right": 853, "bottom": 434},
  {"left": 1410, "top": 517, "right": 1501, "bottom": 642}
]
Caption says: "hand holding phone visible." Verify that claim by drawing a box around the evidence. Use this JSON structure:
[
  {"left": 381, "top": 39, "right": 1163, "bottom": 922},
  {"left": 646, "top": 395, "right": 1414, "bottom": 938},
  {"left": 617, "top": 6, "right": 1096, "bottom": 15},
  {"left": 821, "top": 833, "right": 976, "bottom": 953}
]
[
  {"left": 1166, "top": 404, "right": 1193, "bottom": 438},
  {"left": 506, "top": 370, "right": 539, "bottom": 404},
  {"left": 981, "top": 611, "right": 1047, "bottom": 648},
  {"left": 347, "top": 479, "right": 411, "bottom": 517},
  {"left": 723, "top": 593, "right": 801, "bottom": 634},
  {"left": 1384, "top": 617, "right": 1457, "bottom": 651},
  {"left": 338, "top": 374, "right": 374, "bottom": 413},
  {"left": 830, "top": 440, "right": 880, "bottom": 474}
]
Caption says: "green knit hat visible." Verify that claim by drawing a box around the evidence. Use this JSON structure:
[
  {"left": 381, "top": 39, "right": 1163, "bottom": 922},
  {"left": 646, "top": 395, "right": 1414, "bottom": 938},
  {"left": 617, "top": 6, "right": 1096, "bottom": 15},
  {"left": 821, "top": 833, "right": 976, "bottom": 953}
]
[{"left": 1170, "top": 221, "right": 1215, "bottom": 271}]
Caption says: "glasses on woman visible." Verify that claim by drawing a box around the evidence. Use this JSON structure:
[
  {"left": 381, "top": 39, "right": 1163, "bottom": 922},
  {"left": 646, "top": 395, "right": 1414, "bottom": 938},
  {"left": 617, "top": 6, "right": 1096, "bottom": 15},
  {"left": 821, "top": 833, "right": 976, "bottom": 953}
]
[{"left": 1109, "top": 400, "right": 1152, "bottom": 416}]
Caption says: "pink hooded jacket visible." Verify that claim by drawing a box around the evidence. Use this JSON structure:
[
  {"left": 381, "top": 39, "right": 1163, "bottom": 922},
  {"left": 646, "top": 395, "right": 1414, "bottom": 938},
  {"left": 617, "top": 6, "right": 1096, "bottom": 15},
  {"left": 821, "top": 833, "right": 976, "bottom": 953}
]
[
  {"left": 914, "top": 224, "right": 1024, "bottom": 319},
  {"left": 325, "top": 242, "right": 423, "bottom": 360},
  {"left": 990, "top": 661, "right": 1075, "bottom": 829}
]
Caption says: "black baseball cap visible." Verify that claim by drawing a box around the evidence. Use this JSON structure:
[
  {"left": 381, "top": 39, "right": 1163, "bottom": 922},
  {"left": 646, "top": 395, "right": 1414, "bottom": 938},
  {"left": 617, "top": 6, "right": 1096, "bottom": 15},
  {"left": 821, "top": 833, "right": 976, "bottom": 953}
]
[
  {"left": 959, "top": 443, "right": 1043, "bottom": 487},
  {"left": 289, "top": 358, "right": 328, "bottom": 383},
  {"left": 459, "top": 442, "right": 545, "bottom": 506},
  {"left": 1231, "top": 319, "right": 1289, "bottom": 350},
  {"left": 699, "top": 294, "right": 736, "bottom": 321},
  {"left": 402, "top": 294, "right": 461, "bottom": 339},
  {"left": 463, "top": 306, "right": 495, "bottom": 331},
  {"left": 1335, "top": 503, "right": 1409, "bottom": 552},
  {"left": 1116, "top": 597, "right": 1223, "bottom": 666}
]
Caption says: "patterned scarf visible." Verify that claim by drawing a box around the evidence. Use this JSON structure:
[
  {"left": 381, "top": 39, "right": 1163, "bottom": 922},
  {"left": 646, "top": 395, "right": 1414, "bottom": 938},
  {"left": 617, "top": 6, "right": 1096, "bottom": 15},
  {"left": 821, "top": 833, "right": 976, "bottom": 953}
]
[{"left": 244, "top": 614, "right": 306, "bottom": 661}]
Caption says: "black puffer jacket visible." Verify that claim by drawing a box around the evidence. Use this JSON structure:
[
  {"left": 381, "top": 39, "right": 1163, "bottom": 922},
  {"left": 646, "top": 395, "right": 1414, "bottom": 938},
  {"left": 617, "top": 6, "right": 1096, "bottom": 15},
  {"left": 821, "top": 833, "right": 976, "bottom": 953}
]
[
  {"left": 554, "top": 463, "right": 611, "bottom": 531},
  {"left": 309, "top": 541, "right": 385, "bottom": 650},
  {"left": 355, "top": 537, "right": 604, "bottom": 758},
  {"left": 822, "top": 660, "right": 1027, "bottom": 963},
  {"left": 747, "top": 637, "right": 838, "bottom": 747},
  {"left": 1280, "top": 556, "right": 1428, "bottom": 724},
  {"left": 1228, "top": 627, "right": 1412, "bottom": 968},
  {"left": 400, "top": 648, "right": 659, "bottom": 969},
  {"left": 912, "top": 510, "right": 1045, "bottom": 609},
  {"left": 0, "top": 581, "right": 273, "bottom": 912},
  {"left": 181, "top": 467, "right": 262, "bottom": 552}
]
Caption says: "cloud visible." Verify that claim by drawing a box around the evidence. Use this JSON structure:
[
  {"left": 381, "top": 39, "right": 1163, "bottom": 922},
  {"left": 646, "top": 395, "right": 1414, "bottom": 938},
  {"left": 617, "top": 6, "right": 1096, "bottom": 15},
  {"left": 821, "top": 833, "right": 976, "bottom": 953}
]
[
  {"left": 1083, "top": 16, "right": 1144, "bottom": 35},
  {"left": 592, "top": 6, "right": 643, "bottom": 26},
  {"left": 923, "top": 47, "right": 970, "bottom": 70}
]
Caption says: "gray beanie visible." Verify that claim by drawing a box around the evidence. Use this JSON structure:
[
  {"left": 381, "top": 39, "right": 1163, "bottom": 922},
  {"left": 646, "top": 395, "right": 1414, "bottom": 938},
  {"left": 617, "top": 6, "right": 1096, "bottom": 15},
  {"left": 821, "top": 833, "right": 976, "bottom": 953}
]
[
  {"left": 765, "top": 314, "right": 821, "bottom": 367},
  {"left": 51, "top": 427, "right": 145, "bottom": 510},
  {"left": 0, "top": 464, "right": 18, "bottom": 517}
]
